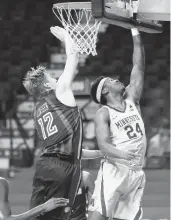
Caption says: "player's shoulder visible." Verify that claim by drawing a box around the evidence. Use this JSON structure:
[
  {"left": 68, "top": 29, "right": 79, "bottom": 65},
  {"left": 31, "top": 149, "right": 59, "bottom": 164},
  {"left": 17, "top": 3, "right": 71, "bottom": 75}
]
[
  {"left": 95, "top": 106, "right": 109, "bottom": 121},
  {"left": 124, "top": 97, "right": 142, "bottom": 115},
  {"left": 124, "top": 98, "right": 136, "bottom": 108},
  {"left": 123, "top": 88, "right": 142, "bottom": 112}
]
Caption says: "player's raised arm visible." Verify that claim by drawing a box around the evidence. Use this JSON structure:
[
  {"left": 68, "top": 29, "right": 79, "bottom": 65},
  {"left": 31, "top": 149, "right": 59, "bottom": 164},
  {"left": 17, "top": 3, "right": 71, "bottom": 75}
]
[
  {"left": 95, "top": 107, "right": 136, "bottom": 160},
  {"left": 50, "top": 26, "right": 79, "bottom": 106},
  {"left": 125, "top": 28, "right": 145, "bottom": 105},
  {"left": 50, "top": 26, "right": 79, "bottom": 100}
]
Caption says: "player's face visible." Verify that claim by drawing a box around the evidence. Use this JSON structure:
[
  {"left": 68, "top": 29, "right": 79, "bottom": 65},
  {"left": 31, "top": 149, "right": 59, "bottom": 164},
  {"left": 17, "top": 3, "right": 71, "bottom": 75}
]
[
  {"left": 105, "top": 78, "right": 125, "bottom": 93},
  {"left": 44, "top": 72, "right": 57, "bottom": 90}
]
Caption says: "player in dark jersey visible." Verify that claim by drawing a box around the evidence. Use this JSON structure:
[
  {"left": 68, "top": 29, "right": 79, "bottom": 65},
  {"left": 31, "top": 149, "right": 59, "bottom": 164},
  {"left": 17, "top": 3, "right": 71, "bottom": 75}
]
[
  {"left": 70, "top": 171, "right": 94, "bottom": 220},
  {"left": 0, "top": 177, "right": 68, "bottom": 220},
  {"left": 23, "top": 26, "right": 83, "bottom": 220}
]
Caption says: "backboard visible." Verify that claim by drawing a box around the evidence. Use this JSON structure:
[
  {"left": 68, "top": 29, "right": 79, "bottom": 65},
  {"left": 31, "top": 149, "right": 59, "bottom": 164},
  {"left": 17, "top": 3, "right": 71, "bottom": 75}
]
[{"left": 92, "top": 0, "right": 170, "bottom": 33}]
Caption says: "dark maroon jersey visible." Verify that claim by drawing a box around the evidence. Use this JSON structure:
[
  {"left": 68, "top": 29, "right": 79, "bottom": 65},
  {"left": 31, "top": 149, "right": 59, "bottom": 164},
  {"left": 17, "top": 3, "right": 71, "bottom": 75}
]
[{"left": 34, "top": 91, "right": 83, "bottom": 159}]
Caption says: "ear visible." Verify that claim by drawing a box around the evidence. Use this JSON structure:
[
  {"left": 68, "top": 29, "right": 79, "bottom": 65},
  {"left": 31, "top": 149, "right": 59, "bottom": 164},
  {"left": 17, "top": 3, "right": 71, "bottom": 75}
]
[{"left": 102, "top": 88, "right": 108, "bottom": 95}]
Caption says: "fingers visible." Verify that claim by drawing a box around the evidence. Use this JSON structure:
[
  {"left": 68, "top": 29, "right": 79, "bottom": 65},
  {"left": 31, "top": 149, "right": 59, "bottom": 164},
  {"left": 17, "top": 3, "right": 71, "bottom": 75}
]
[
  {"left": 50, "top": 26, "right": 61, "bottom": 35},
  {"left": 55, "top": 203, "right": 68, "bottom": 208},
  {"left": 129, "top": 152, "right": 141, "bottom": 160},
  {"left": 55, "top": 198, "right": 69, "bottom": 204},
  {"left": 50, "top": 26, "right": 63, "bottom": 32},
  {"left": 50, "top": 197, "right": 69, "bottom": 202},
  {"left": 128, "top": 152, "right": 137, "bottom": 159},
  {"left": 50, "top": 26, "right": 65, "bottom": 42},
  {"left": 50, "top": 27, "right": 61, "bottom": 39},
  {"left": 50, "top": 198, "right": 69, "bottom": 205},
  {"left": 54, "top": 198, "right": 69, "bottom": 207}
]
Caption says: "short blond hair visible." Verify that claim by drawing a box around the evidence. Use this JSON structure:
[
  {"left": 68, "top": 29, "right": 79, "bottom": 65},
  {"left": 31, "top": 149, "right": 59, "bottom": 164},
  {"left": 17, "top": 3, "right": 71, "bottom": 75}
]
[{"left": 23, "top": 66, "right": 46, "bottom": 97}]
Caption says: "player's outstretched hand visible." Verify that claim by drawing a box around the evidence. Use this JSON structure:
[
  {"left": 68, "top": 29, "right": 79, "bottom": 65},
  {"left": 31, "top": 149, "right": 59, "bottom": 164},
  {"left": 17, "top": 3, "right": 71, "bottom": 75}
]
[
  {"left": 50, "top": 26, "right": 66, "bottom": 43},
  {"left": 43, "top": 198, "right": 69, "bottom": 212},
  {"left": 50, "top": 26, "right": 78, "bottom": 55}
]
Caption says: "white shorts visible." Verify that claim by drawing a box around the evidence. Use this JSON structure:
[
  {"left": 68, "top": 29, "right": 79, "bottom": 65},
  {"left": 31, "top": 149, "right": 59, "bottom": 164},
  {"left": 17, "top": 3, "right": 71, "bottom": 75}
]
[{"left": 89, "top": 160, "right": 146, "bottom": 220}]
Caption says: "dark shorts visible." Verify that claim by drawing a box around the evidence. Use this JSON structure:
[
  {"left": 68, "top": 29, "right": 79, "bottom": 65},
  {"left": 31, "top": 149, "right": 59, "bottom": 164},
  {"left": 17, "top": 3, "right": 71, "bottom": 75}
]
[
  {"left": 70, "top": 206, "right": 87, "bottom": 220},
  {"left": 30, "top": 156, "right": 81, "bottom": 220}
]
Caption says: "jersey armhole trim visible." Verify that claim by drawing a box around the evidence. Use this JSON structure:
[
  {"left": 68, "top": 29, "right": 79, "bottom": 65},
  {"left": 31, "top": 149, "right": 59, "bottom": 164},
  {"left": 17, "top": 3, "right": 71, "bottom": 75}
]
[
  {"left": 45, "top": 92, "right": 77, "bottom": 109},
  {"left": 56, "top": 94, "right": 77, "bottom": 108}
]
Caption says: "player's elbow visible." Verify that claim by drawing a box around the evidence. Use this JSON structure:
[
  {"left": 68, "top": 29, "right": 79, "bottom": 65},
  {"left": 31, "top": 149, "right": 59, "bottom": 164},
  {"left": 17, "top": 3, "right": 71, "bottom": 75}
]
[{"left": 132, "top": 64, "right": 145, "bottom": 74}]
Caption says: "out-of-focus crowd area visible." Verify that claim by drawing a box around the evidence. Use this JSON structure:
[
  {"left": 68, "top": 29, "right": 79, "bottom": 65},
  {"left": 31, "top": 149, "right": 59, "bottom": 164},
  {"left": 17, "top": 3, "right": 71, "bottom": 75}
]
[{"left": 0, "top": 0, "right": 169, "bottom": 175}]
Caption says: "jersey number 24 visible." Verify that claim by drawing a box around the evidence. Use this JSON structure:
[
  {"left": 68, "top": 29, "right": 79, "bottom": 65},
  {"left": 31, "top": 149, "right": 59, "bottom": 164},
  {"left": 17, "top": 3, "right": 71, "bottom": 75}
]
[
  {"left": 124, "top": 123, "right": 143, "bottom": 139},
  {"left": 38, "top": 112, "right": 58, "bottom": 140}
]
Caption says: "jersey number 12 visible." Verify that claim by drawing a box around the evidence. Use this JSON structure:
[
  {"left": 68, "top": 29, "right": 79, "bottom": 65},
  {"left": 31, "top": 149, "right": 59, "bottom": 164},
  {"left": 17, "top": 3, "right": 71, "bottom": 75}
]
[{"left": 38, "top": 112, "right": 58, "bottom": 140}]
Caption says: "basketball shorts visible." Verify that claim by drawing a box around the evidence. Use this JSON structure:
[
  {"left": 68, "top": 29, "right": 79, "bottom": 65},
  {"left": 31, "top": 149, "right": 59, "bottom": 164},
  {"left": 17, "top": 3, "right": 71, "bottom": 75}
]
[
  {"left": 70, "top": 206, "right": 87, "bottom": 220},
  {"left": 30, "top": 156, "right": 81, "bottom": 220},
  {"left": 88, "top": 160, "right": 145, "bottom": 220}
]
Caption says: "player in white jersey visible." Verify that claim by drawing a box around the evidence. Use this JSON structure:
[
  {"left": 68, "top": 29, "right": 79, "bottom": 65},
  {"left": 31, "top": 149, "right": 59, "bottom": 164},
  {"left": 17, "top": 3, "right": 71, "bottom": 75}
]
[
  {"left": 88, "top": 27, "right": 146, "bottom": 220},
  {"left": 0, "top": 177, "right": 68, "bottom": 220}
]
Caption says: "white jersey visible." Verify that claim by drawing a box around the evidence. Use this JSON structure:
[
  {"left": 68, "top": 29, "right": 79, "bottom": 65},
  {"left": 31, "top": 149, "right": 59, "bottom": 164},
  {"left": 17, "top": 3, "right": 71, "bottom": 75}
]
[{"left": 104, "top": 99, "right": 146, "bottom": 168}]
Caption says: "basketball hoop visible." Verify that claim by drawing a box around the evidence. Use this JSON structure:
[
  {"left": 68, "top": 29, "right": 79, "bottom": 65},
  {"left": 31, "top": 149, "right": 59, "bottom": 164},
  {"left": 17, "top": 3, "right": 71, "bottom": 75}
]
[{"left": 52, "top": 2, "right": 101, "bottom": 56}]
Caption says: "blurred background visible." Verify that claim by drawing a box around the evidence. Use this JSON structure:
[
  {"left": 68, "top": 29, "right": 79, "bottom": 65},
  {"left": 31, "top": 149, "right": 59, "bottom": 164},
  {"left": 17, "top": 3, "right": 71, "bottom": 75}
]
[{"left": 0, "top": 0, "right": 169, "bottom": 219}]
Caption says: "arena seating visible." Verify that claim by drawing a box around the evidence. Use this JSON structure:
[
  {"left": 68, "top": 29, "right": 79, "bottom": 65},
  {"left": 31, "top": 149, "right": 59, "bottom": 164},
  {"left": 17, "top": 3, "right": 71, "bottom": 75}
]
[{"left": 0, "top": 0, "right": 169, "bottom": 138}]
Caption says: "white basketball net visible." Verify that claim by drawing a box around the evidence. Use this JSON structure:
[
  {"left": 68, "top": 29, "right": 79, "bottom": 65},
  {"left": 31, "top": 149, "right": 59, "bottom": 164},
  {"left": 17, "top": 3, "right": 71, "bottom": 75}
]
[{"left": 53, "top": 4, "right": 101, "bottom": 56}]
